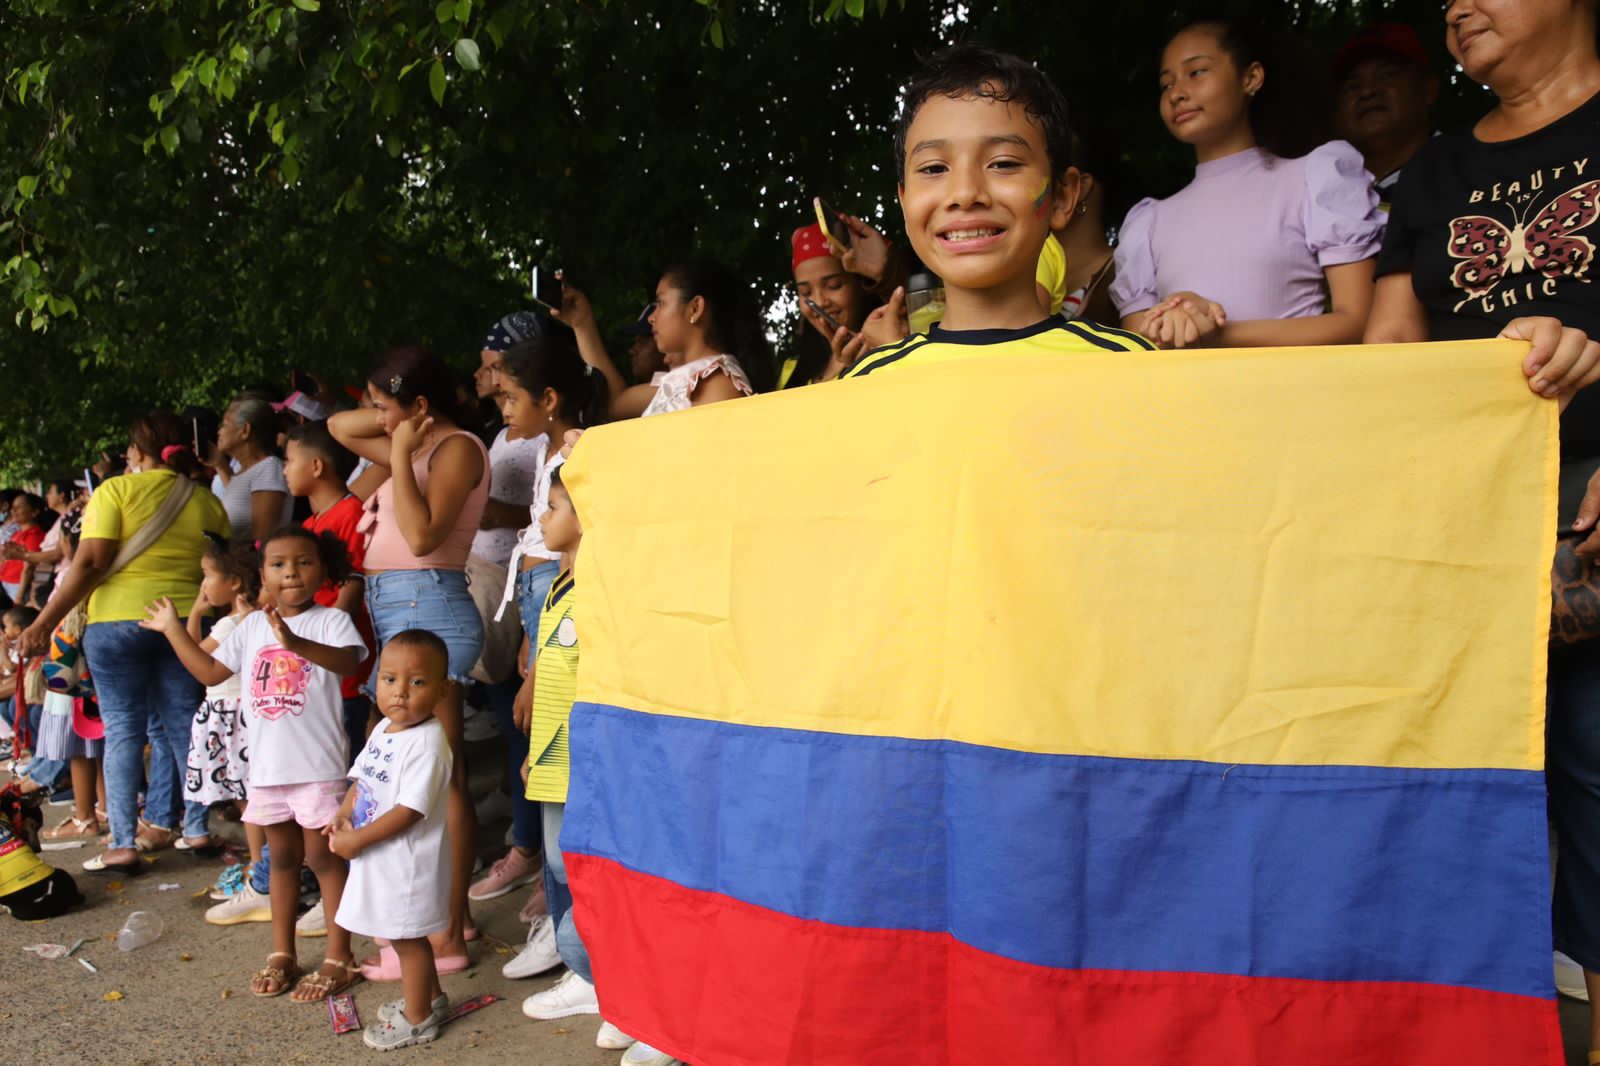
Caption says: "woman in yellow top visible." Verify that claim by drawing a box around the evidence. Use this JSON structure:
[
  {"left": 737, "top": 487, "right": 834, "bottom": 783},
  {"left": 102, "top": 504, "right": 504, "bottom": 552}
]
[{"left": 23, "top": 411, "right": 230, "bottom": 875}]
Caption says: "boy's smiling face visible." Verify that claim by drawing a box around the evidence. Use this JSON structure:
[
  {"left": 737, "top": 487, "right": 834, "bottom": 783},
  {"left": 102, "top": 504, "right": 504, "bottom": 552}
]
[{"left": 899, "top": 90, "right": 1077, "bottom": 324}]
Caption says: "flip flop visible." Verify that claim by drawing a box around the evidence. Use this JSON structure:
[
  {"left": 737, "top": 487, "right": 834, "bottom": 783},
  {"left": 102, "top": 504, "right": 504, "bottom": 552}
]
[
  {"left": 81, "top": 852, "right": 144, "bottom": 875},
  {"left": 375, "top": 925, "right": 478, "bottom": 946},
  {"left": 359, "top": 945, "right": 470, "bottom": 982},
  {"left": 174, "top": 836, "right": 224, "bottom": 858}
]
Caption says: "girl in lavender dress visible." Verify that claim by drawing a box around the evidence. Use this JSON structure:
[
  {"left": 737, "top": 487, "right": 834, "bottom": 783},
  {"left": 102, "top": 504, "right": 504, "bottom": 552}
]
[{"left": 1113, "top": 19, "right": 1387, "bottom": 349}]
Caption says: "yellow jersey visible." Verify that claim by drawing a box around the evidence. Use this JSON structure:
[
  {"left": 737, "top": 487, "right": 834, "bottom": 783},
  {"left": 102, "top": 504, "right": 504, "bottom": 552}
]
[
  {"left": 843, "top": 316, "right": 1153, "bottom": 380},
  {"left": 525, "top": 569, "right": 578, "bottom": 804}
]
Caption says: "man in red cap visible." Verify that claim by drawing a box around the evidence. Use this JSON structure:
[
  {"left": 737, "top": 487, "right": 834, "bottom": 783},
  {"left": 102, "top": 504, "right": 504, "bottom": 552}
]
[{"left": 1332, "top": 23, "right": 1438, "bottom": 208}]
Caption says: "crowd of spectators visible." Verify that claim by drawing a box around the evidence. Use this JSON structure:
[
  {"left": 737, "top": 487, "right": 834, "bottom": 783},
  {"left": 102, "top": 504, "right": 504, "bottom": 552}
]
[{"left": 4, "top": 2, "right": 1600, "bottom": 1058}]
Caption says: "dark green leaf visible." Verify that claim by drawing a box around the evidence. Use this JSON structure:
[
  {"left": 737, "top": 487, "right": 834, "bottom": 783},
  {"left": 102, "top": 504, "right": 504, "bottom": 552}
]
[{"left": 429, "top": 59, "right": 447, "bottom": 105}]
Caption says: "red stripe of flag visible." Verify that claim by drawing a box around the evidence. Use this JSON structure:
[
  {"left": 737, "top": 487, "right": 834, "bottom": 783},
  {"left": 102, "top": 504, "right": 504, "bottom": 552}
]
[{"left": 569, "top": 854, "right": 1563, "bottom": 1066}]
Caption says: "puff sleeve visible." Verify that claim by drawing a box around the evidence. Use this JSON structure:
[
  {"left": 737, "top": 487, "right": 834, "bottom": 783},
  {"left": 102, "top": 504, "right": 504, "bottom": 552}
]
[
  {"left": 1110, "top": 197, "right": 1160, "bottom": 316},
  {"left": 1302, "top": 140, "right": 1385, "bottom": 267}
]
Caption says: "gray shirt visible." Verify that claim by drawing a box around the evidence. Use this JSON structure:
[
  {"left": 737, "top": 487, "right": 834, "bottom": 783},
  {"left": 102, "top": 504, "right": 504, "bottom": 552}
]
[{"left": 218, "top": 455, "right": 292, "bottom": 541}]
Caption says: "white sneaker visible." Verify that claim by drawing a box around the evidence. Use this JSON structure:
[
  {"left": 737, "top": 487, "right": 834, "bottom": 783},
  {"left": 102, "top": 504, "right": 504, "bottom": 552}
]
[
  {"left": 503, "top": 915, "right": 562, "bottom": 979},
  {"left": 204, "top": 882, "right": 272, "bottom": 925},
  {"left": 296, "top": 898, "right": 327, "bottom": 937},
  {"left": 621, "top": 1041, "right": 678, "bottom": 1066},
  {"left": 1556, "top": 950, "right": 1590, "bottom": 1001},
  {"left": 521, "top": 969, "right": 599, "bottom": 1019},
  {"left": 596, "top": 1021, "right": 634, "bottom": 1050}
]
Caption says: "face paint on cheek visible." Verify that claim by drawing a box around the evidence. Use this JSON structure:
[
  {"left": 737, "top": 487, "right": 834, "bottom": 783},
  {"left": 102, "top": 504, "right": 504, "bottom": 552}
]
[{"left": 1032, "top": 181, "right": 1052, "bottom": 218}]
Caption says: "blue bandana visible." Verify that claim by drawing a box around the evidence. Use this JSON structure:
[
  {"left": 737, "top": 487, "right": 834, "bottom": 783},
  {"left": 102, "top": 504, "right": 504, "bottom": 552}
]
[{"left": 483, "top": 311, "right": 544, "bottom": 353}]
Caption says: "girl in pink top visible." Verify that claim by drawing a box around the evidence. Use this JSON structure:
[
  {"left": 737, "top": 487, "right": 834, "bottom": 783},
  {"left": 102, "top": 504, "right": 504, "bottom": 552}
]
[
  {"left": 329, "top": 347, "right": 488, "bottom": 976},
  {"left": 1112, "top": 19, "right": 1386, "bottom": 349}
]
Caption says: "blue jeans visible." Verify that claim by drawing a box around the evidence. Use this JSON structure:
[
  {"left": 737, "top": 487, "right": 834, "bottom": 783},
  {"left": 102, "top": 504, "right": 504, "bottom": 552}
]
[
  {"left": 546, "top": 800, "right": 592, "bottom": 981},
  {"left": 365, "top": 569, "right": 485, "bottom": 690},
  {"left": 83, "top": 621, "right": 205, "bottom": 850},
  {"left": 486, "top": 677, "right": 540, "bottom": 853},
  {"left": 342, "top": 695, "right": 371, "bottom": 765},
  {"left": 516, "top": 561, "right": 560, "bottom": 671},
  {"left": 542, "top": 801, "right": 574, "bottom": 951}
]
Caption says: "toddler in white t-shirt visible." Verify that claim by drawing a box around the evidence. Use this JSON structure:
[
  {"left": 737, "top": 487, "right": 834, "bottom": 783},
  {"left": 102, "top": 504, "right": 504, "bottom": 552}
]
[{"left": 328, "top": 630, "right": 455, "bottom": 1051}]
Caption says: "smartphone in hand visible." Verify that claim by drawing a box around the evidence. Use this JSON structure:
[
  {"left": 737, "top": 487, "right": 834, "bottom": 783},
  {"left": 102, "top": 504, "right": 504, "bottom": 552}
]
[
  {"left": 803, "top": 297, "right": 848, "bottom": 336},
  {"left": 813, "top": 197, "right": 852, "bottom": 251},
  {"left": 530, "top": 266, "right": 563, "bottom": 313}
]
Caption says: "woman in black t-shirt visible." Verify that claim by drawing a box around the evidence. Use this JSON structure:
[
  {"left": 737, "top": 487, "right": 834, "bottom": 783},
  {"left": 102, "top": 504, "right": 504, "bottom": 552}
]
[{"left": 1365, "top": 0, "right": 1600, "bottom": 1039}]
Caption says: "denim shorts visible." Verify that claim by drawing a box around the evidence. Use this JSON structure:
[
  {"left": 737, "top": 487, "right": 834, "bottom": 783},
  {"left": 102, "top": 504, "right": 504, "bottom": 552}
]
[
  {"left": 365, "top": 569, "right": 485, "bottom": 690},
  {"left": 516, "top": 561, "right": 561, "bottom": 670}
]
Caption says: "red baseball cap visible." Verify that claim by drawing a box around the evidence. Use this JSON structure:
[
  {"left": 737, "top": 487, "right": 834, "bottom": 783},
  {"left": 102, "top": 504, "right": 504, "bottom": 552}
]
[{"left": 1332, "top": 23, "right": 1430, "bottom": 81}]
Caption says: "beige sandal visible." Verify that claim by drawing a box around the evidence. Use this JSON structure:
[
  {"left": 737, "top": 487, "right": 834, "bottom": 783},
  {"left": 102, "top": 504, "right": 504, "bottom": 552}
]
[
  {"left": 39, "top": 816, "right": 104, "bottom": 850},
  {"left": 134, "top": 819, "right": 178, "bottom": 853},
  {"left": 252, "top": 952, "right": 300, "bottom": 998},
  {"left": 290, "top": 957, "right": 362, "bottom": 1003}
]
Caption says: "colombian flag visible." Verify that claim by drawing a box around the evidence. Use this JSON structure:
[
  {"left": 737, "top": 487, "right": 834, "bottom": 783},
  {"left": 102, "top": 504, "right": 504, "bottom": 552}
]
[{"left": 562, "top": 339, "right": 1563, "bottom": 1065}]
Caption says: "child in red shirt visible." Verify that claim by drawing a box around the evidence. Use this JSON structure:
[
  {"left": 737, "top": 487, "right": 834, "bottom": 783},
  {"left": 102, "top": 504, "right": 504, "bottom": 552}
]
[{"left": 285, "top": 421, "right": 378, "bottom": 755}]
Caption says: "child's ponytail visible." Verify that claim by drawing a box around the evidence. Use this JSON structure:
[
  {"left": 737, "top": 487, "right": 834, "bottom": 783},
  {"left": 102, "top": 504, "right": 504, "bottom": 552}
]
[
  {"left": 500, "top": 329, "right": 612, "bottom": 430},
  {"left": 204, "top": 536, "right": 263, "bottom": 603},
  {"left": 1179, "top": 17, "right": 1332, "bottom": 160},
  {"left": 662, "top": 259, "right": 776, "bottom": 394}
]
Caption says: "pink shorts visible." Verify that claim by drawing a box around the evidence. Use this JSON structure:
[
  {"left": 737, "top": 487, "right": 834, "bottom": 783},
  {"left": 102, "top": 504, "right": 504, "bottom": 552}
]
[{"left": 243, "top": 780, "right": 347, "bottom": 829}]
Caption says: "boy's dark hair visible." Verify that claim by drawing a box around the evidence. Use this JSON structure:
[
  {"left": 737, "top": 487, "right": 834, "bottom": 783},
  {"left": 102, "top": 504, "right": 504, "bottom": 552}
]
[
  {"left": 1176, "top": 18, "right": 1331, "bottom": 160},
  {"left": 259, "top": 525, "right": 352, "bottom": 587},
  {"left": 894, "top": 45, "right": 1076, "bottom": 182},
  {"left": 203, "top": 537, "right": 263, "bottom": 602},
  {"left": 285, "top": 419, "right": 358, "bottom": 483},
  {"left": 383, "top": 629, "right": 450, "bottom": 674},
  {"left": 548, "top": 466, "right": 566, "bottom": 493},
  {"left": 4, "top": 605, "right": 38, "bottom": 629},
  {"left": 500, "top": 331, "right": 611, "bottom": 430}
]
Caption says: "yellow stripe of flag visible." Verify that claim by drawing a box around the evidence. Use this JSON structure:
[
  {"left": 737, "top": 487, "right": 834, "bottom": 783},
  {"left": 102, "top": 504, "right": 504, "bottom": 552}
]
[{"left": 567, "top": 340, "right": 1555, "bottom": 772}]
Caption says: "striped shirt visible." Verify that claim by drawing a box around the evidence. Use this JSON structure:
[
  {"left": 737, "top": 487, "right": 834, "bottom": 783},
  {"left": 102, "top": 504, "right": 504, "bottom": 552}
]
[
  {"left": 843, "top": 317, "right": 1154, "bottom": 380},
  {"left": 524, "top": 569, "right": 578, "bottom": 804}
]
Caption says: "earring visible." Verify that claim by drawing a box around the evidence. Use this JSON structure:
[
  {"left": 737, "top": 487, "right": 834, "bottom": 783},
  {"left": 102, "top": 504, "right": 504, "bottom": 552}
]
[
  {"left": 1077, "top": 203, "right": 1089, "bottom": 215},
  {"left": 1246, "top": 87, "right": 1258, "bottom": 97}
]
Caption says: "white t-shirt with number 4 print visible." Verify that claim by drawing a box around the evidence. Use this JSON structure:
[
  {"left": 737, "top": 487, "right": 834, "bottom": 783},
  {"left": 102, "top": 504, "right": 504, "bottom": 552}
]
[
  {"left": 336, "top": 716, "right": 453, "bottom": 940},
  {"left": 211, "top": 605, "right": 367, "bottom": 788}
]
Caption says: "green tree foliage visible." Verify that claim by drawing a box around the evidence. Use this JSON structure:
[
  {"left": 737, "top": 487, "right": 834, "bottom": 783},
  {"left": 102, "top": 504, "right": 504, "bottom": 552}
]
[{"left": 1, "top": 0, "right": 1487, "bottom": 479}]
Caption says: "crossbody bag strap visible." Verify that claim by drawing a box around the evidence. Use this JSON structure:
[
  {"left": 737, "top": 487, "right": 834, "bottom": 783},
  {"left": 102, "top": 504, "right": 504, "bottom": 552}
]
[{"left": 102, "top": 474, "right": 196, "bottom": 584}]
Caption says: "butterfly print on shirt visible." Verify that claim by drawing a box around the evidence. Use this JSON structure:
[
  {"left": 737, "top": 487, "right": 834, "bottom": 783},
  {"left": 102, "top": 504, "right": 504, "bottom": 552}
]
[{"left": 1448, "top": 179, "right": 1600, "bottom": 311}]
